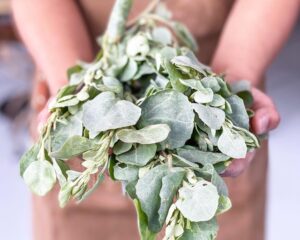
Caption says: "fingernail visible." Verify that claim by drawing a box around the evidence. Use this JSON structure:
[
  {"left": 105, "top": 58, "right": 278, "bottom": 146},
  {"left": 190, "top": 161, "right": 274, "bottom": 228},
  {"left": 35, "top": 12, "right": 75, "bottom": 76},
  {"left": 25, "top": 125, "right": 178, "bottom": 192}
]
[{"left": 258, "top": 114, "right": 269, "bottom": 134}]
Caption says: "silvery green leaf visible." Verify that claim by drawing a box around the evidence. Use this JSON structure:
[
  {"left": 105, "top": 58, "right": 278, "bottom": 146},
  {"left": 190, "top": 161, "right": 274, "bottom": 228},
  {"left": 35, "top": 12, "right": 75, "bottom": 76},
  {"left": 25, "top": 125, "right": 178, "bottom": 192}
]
[
  {"left": 50, "top": 114, "right": 83, "bottom": 153},
  {"left": 78, "top": 173, "right": 104, "bottom": 202},
  {"left": 179, "top": 79, "right": 213, "bottom": 102},
  {"left": 102, "top": 76, "right": 123, "bottom": 94},
  {"left": 125, "top": 179, "right": 138, "bottom": 199},
  {"left": 201, "top": 164, "right": 228, "bottom": 196},
  {"left": 58, "top": 183, "right": 72, "bottom": 208},
  {"left": 171, "top": 56, "right": 205, "bottom": 74},
  {"left": 120, "top": 58, "right": 138, "bottom": 81},
  {"left": 171, "top": 22, "right": 198, "bottom": 51},
  {"left": 232, "top": 126, "right": 260, "bottom": 148},
  {"left": 179, "top": 218, "right": 218, "bottom": 240},
  {"left": 134, "top": 62, "right": 155, "bottom": 79},
  {"left": 177, "top": 148, "right": 230, "bottom": 165},
  {"left": 20, "top": 143, "right": 40, "bottom": 177},
  {"left": 216, "top": 77, "right": 231, "bottom": 97},
  {"left": 226, "top": 95, "right": 249, "bottom": 129},
  {"left": 126, "top": 34, "right": 150, "bottom": 57},
  {"left": 193, "top": 89, "right": 214, "bottom": 104},
  {"left": 82, "top": 91, "right": 141, "bottom": 132},
  {"left": 116, "top": 144, "right": 157, "bottom": 166},
  {"left": 50, "top": 136, "right": 97, "bottom": 159},
  {"left": 136, "top": 165, "right": 168, "bottom": 232},
  {"left": 68, "top": 105, "right": 79, "bottom": 115},
  {"left": 193, "top": 103, "right": 225, "bottom": 130},
  {"left": 158, "top": 46, "right": 177, "bottom": 63},
  {"left": 201, "top": 76, "right": 221, "bottom": 92},
  {"left": 172, "top": 154, "right": 199, "bottom": 168},
  {"left": 165, "top": 61, "right": 187, "bottom": 92},
  {"left": 113, "top": 163, "right": 139, "bottom": 182},
  {"left": 133, "top": 199, "right": 157, "bottom": 240},
  {"left": 230, "top": 80, "right": 253, "bottom": 106},
  {"left": 155, "top": 74, "right": 169, "bottom": 88},
  {"left": 217, "top": 127, "right": 247, "bottom": 158},
  {"left": 176, "top": 180, "right": 219, "bottom": 222},
  {"left": 56, "top": 85, "right": 78, "bottom": 99},
  {"left": 76, "top": 91, "right": 89, "bottom": 101},
  {"left": 50, "top": 96, "right": 79, "bottom": 109},
  {"left": 230, "top": 80, "right": 251, "bottom": 93},
  {"left": 158, "top": 170, "right": 185, "bottom": 227},
  {"left": 113, "top": 141, "right": 132, "bottom": 155},
  {"left": 217, "top": 195, "right": 232, "bottom": 215},
  {"left": 52, "top": 159, "right": 69, "bottom": 186},
  {"left": 23, "top": 161, "right": 56, "bottom": 196},
  {"left": 138, "top": 90, "right": 194, "bottom": 149},
  {"left": 106, "top": 0, "right": 133, "bottom": 43},
  {"left": 116, "top": 124, "right": 170, "bottom": 144},
  {"left": 152, "top": 27, "right": 172, "bottom": 45},
  {"left": 210, "top": 94, "right": 225, "bottom": 107}
]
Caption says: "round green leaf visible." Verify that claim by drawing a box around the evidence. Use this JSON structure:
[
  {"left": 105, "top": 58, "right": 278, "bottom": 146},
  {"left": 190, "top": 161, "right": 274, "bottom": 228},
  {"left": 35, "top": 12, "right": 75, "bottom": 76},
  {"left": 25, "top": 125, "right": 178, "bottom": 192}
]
[
  {"left": 217, "top": 127, "right": 247, "bottom": 159},
  {"left": 23, "top": 161, "right": 56, "bottom": 196},
  {"left": 138, "top": 90, "right": 194, "bottom": 149},
  {"left": 176, "top": 180, "right": 219, "bottom": 222},
  {"left": 117, "top": 124, "right": 171, "bottom": 144}
]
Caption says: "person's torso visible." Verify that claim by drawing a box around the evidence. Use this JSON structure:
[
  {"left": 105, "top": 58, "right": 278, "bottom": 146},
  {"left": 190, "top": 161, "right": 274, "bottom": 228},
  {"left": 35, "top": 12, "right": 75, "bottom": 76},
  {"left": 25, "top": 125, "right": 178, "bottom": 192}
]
[{"left": 78, "top": 0, "right": 234, "bottom": 63}]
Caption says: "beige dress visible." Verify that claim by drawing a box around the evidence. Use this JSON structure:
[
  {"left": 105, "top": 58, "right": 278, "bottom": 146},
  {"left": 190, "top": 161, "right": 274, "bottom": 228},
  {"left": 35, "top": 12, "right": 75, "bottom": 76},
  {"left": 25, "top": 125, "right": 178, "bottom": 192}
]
[{"left": 31, "top": 1, "right": 268, "bottom": 240}]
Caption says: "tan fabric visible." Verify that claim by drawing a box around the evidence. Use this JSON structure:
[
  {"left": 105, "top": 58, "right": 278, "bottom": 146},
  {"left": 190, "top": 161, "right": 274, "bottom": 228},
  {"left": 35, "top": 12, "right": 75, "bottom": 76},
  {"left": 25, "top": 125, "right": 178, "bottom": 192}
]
[{"left": 31, "top": 1, "right": 268, "bottom": 240}]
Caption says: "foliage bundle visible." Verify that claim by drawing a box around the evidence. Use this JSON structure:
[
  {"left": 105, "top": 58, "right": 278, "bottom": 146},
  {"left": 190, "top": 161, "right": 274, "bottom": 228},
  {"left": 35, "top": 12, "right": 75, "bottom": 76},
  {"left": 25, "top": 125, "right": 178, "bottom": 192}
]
[{"left": 20, "top": 0, "right": 260, "bottom": 239}]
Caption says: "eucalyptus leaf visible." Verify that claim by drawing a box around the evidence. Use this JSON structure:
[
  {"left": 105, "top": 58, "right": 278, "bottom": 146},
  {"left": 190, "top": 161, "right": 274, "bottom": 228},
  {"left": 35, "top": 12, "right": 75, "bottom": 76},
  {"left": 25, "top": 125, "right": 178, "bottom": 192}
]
[
  {"left": 50, "top": 136, "right": 97, "bottom": 159},
  {"left": 113, "top": 163, "right": 139, "bottom": 182},
  {"left": 193, "top": 104, "right": 225, "bottom": 130},
  {"left": 116, "top": 144, "right": 157, "bottom": 166},
  {"left": 49, "top": 114, "right": 83, "bottom": 153},
  {"left": 165, "top": 61, "right": 187, "bottom": 92},
  {"left": 134, "top": 199, "right": 157, "bottom": 240},
  {"left": 226, "top": 95, "right": 249, "bottom": 129},
  {"left": 138, "top": 90, "right": 194, "bottom": 149},
  {"left": 179, "top": 218, "right": 218, "bottom": 240},
  {"left": 152, "top": 27, "right": 172, "bottom": 45},
  {"left": 20, "top": 143, "right": 40, "bottom": 177},
  {"left": 217, "top": 127, "right": 247, "bottom": 159},
  {"left": 171, "top": 56, "right": 205, "bottom": 75},
  {"left": 120, "top": 58, "right": 138, "bottom": 81},
  {"left": 176, "top": 180, "right": 219, "bottom": 222},
  {"left": 113, "top": 141, "right": 132, "bottom": 155},
  {"left": 136, "top": 165, "right": 168, "bottom": 232},
  {"left": 177, "top": 148, "right": 230, "bottom": 165},
  {"left": 117, "top": 124, "right": 170, "bottom": 144},
  {"left": 201, "top": 77, "right": 221, "bottom": 92},
  {"left": 82, "top": 91, "right": 141, "bottom": 132},
  {"left": 158, "top": 169, "right": 185, "bottom": 227},
  {"left": 23, "top": 161, "right": 56, "bottom": 196}
]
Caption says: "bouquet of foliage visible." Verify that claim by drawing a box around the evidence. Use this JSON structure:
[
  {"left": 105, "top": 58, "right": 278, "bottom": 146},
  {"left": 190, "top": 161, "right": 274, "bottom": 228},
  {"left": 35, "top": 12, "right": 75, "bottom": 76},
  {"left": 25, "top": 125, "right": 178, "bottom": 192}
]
[{"left": 20, "top": 0, "right": 260, "bottom": 239}]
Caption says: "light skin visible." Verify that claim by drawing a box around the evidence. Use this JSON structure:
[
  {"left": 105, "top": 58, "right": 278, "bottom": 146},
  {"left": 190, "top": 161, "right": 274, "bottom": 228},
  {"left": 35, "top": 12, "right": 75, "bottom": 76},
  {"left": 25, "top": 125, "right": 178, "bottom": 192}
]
[{"left": 12, "top": 0, "right": 299, "bottom": 177}]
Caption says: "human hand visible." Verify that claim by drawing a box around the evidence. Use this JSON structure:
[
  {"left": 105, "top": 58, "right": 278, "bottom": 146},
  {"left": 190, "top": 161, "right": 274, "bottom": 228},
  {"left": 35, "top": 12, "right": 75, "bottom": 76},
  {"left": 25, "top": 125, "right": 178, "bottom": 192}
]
[
  {"left": 222, "top": 87, "right": 280, "bottom": 177},
  {"left": 37, "top": 97, "right": 54, "bottom": 133}
]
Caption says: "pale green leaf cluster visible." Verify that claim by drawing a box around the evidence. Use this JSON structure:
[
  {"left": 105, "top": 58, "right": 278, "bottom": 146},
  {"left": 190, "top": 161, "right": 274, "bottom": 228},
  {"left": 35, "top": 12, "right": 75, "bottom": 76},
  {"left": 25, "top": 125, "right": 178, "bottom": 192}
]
[{"left": 20, "top": 0, "right": 260, "bottom": 239}]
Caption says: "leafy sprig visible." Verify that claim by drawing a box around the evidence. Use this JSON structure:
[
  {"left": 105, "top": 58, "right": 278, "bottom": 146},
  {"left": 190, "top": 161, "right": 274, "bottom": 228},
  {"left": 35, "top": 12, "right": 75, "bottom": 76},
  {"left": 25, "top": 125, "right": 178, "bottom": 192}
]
[{"left": 20, "top": 0, "right": 260, "bottom": 239}]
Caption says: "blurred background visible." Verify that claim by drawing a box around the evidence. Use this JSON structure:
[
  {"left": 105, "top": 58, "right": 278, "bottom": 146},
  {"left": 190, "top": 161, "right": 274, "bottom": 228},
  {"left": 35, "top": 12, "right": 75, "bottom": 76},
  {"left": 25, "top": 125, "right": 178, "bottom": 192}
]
[{"left": 0, "top": 1, "right": 299, "bottom": 239}]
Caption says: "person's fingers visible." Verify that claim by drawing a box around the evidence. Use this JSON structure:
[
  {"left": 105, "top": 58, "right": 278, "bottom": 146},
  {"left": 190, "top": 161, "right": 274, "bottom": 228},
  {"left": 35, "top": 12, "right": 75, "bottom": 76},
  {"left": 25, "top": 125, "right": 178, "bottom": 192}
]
[
  {"left": 37, "top": 97, "right": 55, "bottom": 132},
  {"left": 221, "top": 151, "right": 256, "bottom": 177},
  {"left": 251, "top": 88, "right": 280, "bottom": 135}
]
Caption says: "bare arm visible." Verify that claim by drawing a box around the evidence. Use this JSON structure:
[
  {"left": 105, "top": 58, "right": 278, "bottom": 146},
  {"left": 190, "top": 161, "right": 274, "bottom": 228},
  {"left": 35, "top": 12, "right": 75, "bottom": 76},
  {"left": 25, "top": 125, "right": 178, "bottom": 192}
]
[
  {"left": 212, "top": 0, "right": 300, "bottom": 86},
  {"left": 12, "top": 0, "right": 94, "bottom": 95}
]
